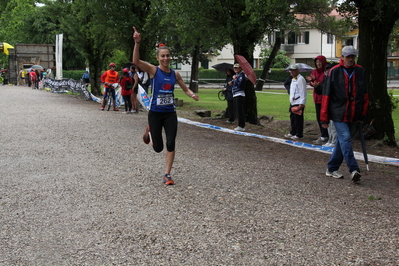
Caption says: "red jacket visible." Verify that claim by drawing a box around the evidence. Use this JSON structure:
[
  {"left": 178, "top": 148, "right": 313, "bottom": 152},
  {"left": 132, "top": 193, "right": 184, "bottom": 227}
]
[
  {"left": 120, "top": 76, "right": 133, "bottom": 96},
  {"left": 320, "top": 59, "right": 368, "bottom": 123},
  {"left": 308, "top": 55, "right": 327, "bottom": 104},
  {"left": 29, "top": 71, "right": 37, "bottom": 82}
]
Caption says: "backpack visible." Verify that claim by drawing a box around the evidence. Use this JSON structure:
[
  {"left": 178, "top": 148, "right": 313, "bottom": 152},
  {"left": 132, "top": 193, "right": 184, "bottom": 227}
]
[{"left": 125, "top": 78, "right": 133, "bottom": 90}]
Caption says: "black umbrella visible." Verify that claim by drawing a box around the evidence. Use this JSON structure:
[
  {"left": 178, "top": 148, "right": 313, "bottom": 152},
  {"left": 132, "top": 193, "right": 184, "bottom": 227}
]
[
  {"left": 212, "top": 62, "right": 234, "bottom": 74},
  {"left": 122, "top": 62, "right": 134, "bottom": 69},
  {"left": 359, "top": 123, "right": 369, "bottom": 171}
]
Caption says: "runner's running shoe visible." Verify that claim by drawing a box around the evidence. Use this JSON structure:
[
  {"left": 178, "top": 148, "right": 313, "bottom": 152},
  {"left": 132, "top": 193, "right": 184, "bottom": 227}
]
[
  {"left": 143, "top": 126, "right": 150, "bottom": 144},
  {"left": 100, "top": 106, "right": 104, "bottom": 110},
  {"left": 163, "top": 174, "right": 174, "bottom": 185}
]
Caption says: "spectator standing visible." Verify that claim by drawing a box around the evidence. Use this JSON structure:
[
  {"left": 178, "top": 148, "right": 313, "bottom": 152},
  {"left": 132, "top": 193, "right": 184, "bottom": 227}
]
[
  {"left": 136, "top": 66, "right": 150, "bottom": 94},
  {"left": 232, "top": 63, "right": 246, "bottom": 131},
  {"left": 120, "top": 68, "right": 133, "bottom": 114},
  {"left": 320, "top": 46, "right": 368, "bottom": 183},
  {"left": 129, "top": 65, "right": 139, "bottom": 113},
  {"left": 284, "top": 64, "right": 307, "bottom": 140},
  {"left": 306, "top": 55, "right": 329, "bottom": 144},
  {"left": 29, "top": 69, "right": 37, "bottom": 89},
  {"left": 82, "top": 70, "right": 90, "bottom": 87},
  {"left": 132, "top": 26, "right": 199, "bottom": 185},
  {"left": 18, "top": 68, "right": 25, "bottom": 86},
  {"left": 224, "top": 68, "right": 235, "bottom": 124}
]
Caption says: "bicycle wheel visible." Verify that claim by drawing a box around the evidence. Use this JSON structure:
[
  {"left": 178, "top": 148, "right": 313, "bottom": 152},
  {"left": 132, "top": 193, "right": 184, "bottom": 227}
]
[
  {"left": 218, "top": 90, "right": 226, "bottom": 101},
  {"left": 106, "top": 95, "right": 112, "bottom": 111}
]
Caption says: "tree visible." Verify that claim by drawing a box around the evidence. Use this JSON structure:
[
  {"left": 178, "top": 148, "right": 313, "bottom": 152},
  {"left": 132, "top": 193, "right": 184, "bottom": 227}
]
[
  {"left": 339, "top": 0, "right": 399, "bottom": 146},
  {"left": 46, "top": 0, "right": 151, "bottom": 96},
  {"left": 147, "top": 0, "right": 228, "bottom": 93}
]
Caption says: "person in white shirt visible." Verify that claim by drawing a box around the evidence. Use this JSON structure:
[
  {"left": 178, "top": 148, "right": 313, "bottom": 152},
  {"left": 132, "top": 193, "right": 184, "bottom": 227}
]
[{"left": 284, "top": 64, "right": 307, "bottom": 140}]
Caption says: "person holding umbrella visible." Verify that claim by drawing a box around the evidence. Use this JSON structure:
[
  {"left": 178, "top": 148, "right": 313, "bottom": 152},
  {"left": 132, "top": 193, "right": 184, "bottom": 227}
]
[
  {"left": 231, "top": 63, "right": 246, "bottom": 131},
  {"left": 320, "top": 46, "right": 369, "bottom": 183}
]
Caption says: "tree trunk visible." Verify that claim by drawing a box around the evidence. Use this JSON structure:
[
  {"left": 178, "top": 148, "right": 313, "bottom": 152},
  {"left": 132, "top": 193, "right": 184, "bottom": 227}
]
[
  {"left": 89, "top": 59, "right": 103, "bottom": 96},
  {"left": 189, "top": 45, "right": 199, "bottom": 93},
  {"left": 356, "top": 2, "right": 398, "bottom": 146},
  {"left": 255, "top": 36, "right": 282, "bottom": 91}
]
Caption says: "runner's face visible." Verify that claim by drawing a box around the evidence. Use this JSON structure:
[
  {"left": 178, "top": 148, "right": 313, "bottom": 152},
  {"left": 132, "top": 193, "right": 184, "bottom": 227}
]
[
  {"left": 315, "top": 59, "right": 322, "bottom": 69},
  {"left": 157, "top": 49, "right": 171, "bottom": 67},
  {"left": 342, "top": 55, "right": 356, "bottom": 67}
]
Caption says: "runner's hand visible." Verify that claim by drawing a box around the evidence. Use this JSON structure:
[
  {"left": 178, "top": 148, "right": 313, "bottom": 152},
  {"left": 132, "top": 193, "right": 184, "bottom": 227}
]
[{"left": 133, "top": 27, "right": 141, "bottom": 43}]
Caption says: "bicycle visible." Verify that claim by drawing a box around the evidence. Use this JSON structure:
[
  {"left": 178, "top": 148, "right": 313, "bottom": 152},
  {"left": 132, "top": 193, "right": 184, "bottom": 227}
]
[
  {"left": 218, "top": 89, "right": 227, "bottom": 101},
  {"left": 103, "top": 83, "right": 118, "bottom": 111}
]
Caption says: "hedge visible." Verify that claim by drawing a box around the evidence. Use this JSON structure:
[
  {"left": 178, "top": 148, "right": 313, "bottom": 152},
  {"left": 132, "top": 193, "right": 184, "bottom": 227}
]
[{"left": 62, "top": 69, "right": 312, "bottom": 83}]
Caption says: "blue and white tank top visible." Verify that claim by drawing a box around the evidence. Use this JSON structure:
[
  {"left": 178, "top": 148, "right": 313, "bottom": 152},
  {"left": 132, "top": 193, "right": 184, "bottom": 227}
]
[{"left": 149, "top": 67, "right": 176, "bottom": 113}]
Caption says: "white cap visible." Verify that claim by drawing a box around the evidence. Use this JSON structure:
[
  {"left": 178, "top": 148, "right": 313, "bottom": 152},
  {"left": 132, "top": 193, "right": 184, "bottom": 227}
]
[{"left": 342, "top": 46, "right": 358, "bottom": 57}]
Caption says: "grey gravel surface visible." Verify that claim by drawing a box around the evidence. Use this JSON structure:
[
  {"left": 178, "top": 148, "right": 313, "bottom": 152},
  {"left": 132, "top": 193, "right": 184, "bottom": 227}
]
[{"left": 1, "top": 85, "right": 399, "bottom": 265}]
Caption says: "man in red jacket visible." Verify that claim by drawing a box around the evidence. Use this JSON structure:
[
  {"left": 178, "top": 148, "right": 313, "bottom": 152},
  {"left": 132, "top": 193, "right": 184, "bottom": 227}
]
[{"left": 320, "top": 46, "right": 369, "bottom": 183}]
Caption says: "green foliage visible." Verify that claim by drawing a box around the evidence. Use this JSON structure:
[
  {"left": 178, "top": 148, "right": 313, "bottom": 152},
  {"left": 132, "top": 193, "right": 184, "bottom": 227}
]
[{"left": 259, "top": 49, "right": 290, "bottom": 68}]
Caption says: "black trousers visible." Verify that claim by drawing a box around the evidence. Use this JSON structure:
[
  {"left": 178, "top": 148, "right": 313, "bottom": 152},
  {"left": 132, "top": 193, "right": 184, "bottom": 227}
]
[
  {"left": 290, "top": 109, "right": 304, "bottom": 138},
  {"left": 234, "top": 96, "right": 245, "bottom": 128}
]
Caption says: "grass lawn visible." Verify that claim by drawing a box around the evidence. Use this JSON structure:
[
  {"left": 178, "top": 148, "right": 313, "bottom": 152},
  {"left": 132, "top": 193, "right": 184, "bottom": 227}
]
[{"left": 174, "top": 88, "right": 399, "bottom": 139}]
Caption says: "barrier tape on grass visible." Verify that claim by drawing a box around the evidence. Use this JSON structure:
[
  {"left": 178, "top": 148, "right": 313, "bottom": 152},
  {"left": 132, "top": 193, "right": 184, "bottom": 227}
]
[{"left": 178, "top": 118, "right": 399, "bottom": 167}]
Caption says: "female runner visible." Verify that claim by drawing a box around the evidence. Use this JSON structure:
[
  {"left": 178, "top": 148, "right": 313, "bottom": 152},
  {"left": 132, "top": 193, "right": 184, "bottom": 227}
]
[{"left": 132, "top": 27, "right": 199, "bottom": 185}]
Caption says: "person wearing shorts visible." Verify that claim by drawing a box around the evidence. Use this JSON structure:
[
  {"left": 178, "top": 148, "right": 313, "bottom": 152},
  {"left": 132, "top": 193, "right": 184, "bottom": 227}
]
[{"left": 132, "top": 26, "right": 199, "bottom": 185}]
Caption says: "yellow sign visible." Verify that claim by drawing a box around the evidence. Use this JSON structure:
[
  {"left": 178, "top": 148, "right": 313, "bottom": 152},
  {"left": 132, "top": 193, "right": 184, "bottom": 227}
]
[{"left": 0, "top": 42, "right": 14, "bottom": 55}]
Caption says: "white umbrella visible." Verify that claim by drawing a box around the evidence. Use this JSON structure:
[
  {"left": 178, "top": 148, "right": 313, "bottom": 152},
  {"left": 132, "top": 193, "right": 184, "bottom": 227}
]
[{"left": 285, "top": 63, "right": 313, "bottom": 72}]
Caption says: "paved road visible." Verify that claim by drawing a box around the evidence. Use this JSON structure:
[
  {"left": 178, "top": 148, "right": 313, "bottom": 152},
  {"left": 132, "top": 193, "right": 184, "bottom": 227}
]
[{"left": 1, "top": 85, "right": 398, "bottom": 265}]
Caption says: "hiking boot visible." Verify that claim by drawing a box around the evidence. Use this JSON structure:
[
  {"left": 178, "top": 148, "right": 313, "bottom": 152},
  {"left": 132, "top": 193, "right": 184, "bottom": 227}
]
[
  {"left": 351, "top": 170, "right": 361, "bottom": 183},
  {"left": 326, "top": 169, "right": 344, "bottom": 179},
  {"left": 143, "top": 126, "right": 151, "bottom": 144},
  {"left": 163, "top": 174, "right": 174, "bottom": 185}
]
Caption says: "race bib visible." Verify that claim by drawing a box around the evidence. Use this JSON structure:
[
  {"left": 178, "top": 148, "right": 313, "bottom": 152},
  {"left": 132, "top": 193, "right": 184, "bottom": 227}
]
[{"left": 156, "top": 94, "right": 174, "bottom": 106}]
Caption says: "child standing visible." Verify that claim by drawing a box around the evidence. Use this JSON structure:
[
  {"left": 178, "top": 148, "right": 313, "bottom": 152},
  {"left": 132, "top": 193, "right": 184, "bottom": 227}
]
[{"left": 120, "top": 68, "right": 133, "bottom": 114}]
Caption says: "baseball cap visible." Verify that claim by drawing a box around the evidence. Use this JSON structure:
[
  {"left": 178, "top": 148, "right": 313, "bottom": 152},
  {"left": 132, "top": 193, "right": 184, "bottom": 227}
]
[
  {"left": 342, "top": 46, "right": 358, "bottom": 57},
  {"left": 233, "top": 63, "right": 240, "bottom": 68},
  {"left": 288, "top": 64, "right": 299, "bottom": 70}
]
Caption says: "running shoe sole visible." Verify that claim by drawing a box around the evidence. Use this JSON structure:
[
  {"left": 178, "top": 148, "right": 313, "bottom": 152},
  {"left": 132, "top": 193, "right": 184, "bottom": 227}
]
[{"left": 163, "top": 175, "right": 174, "bottom": 185}]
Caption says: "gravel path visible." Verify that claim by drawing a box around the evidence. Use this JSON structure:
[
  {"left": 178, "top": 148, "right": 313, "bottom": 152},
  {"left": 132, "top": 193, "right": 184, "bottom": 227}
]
[{"left": 1, "top": 85, "right": 399, "bottom": 265}]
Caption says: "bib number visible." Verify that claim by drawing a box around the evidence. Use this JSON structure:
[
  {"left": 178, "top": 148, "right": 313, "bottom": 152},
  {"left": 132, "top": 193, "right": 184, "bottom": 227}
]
[{"left": 156, "top": 94, "right": 174, "bottom": 106}]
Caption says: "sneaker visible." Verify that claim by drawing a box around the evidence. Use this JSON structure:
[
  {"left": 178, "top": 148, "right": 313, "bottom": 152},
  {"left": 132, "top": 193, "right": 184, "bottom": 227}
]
[
  {"left": 122, "top": 111, "right": 128, "bottom": 114},
  {"left": 351, "top": 170, "right": 361, "bottom": 183},
  {"left": 143, "top": 125, "right": 151, "bottom": 144},
  {"left": 326, "top": 169, "right": 344, "bottom": 179},
  {"left": 163, "top": 174, "right": 175, "bottom": 185},
  {"left": 113, "top": 108, "right": 119, "bottom": 111},
  {"left": 131, "top": 110, "right": 137, "bottom": 113},
  {"left": 226, "top": 120, "right": 234, "bottom": 124},
  {"left": 234, "top": 126, "right": 245, "bottom": 132},
  {"left": 313, "top": 137, "right": 327, "bottom": 145},
  {"left": 291, "top": 136, "right": 303, "bottom": 140},
  {"left": 100, "top": 106, "right": 104, "bottom": 110},
  {"left": 284, "top": 134, "right": 293, "bottom": 138}
]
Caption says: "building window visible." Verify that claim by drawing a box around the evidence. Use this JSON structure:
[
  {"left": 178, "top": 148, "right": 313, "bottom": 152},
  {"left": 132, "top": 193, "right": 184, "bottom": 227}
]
[{"left": 297, "top": 31, "right": 310, "bottom": 44}]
